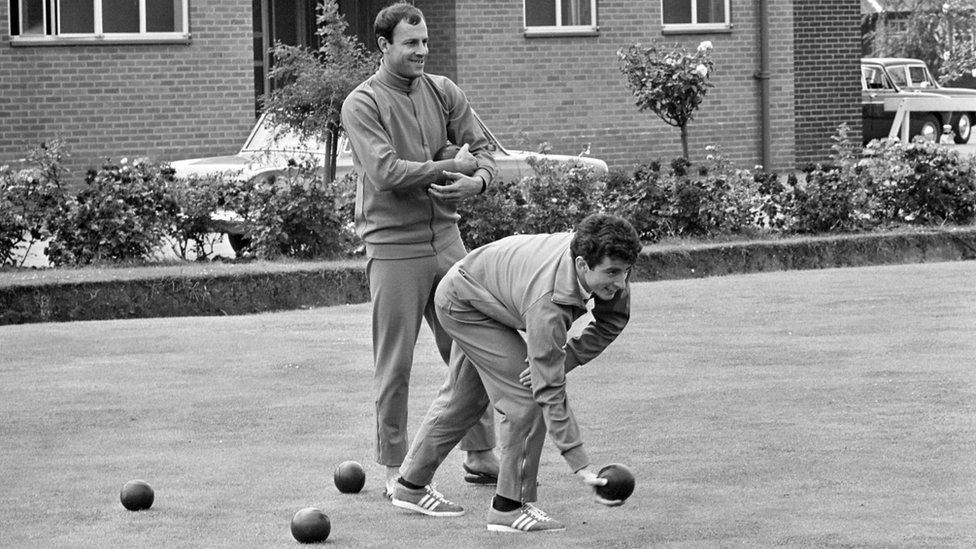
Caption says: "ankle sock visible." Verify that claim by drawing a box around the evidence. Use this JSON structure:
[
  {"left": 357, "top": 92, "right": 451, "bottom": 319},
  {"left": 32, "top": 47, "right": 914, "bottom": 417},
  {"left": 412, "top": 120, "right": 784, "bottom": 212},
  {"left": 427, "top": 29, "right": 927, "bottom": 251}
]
[
  {"left": 398, "top": 478, "right": 424, "bottom": 490},
  {"left": 492, "top": 494, "right": 522, "bottom": 512}
]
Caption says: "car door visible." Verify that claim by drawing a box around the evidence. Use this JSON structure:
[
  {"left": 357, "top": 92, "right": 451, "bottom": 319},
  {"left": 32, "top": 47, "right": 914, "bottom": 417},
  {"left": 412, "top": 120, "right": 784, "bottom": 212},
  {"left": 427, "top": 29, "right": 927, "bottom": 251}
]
[{"left": 862, "top": 64, "right": 897, "bottom": 141}]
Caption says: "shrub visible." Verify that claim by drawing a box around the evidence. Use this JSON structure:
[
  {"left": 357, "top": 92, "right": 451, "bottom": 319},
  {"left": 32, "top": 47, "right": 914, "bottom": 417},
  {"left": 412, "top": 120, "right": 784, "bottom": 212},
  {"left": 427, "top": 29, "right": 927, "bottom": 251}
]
[
  {"left": 858, "top": 138, "right": 976, "bottom": 225},
  {"left": 457, "top": 177, "right": 526, "bottom": 249},
  {"left": 521, "top": 157, "right": 605, "bottom": 234},
  {"left": 222, "top": 159, "right": 355, "bottom": 259},
  {"left": 167, "top": 174, "right": 225, "bottom": 260},
  {"left": 46, "top": 158, "right": 178, "bottom": 266},
  {"left": 0, "top": 139, "right": 69, "bottom": 266},
  {"left": 601, "top": 163, "right": 670, "bottom": 242}
]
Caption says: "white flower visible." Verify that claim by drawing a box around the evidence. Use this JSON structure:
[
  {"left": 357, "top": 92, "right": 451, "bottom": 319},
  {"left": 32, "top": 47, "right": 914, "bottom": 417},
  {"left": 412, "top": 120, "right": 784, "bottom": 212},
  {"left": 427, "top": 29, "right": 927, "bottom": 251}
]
[
  {"left": 943, "top": 51, "right": 951, "bottom": 61},
  {"left": 695, "top": 64, "right": 709, "bottom": 77},
  {"left": 698, "top": 40, "right": 713, "bottom": 52},
  {"left": 120, "top": 157, "right": 129, "bottom": 164}
]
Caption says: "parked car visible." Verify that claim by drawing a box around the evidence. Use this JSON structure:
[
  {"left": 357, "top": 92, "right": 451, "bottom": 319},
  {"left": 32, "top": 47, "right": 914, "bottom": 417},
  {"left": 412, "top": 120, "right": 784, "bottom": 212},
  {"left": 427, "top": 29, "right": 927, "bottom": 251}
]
[
  {"left": 861, "top": 57, "right": 976, "bottom": 144},
  {"left": 171, "top": 112, "right": 607, "bottom": 251},
  {"left": 171, "top": 112, "right": 607, "bottom": 187}
]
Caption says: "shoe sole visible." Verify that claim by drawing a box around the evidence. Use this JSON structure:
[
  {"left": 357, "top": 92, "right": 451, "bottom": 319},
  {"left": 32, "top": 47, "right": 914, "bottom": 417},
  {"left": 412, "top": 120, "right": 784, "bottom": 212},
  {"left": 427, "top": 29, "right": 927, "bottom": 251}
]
[
  {"left": 487, "top": 524, "right": 566, "bottom": 533},
  {"left": 391, "top": 498, "right": 465, "bottom": 517}
]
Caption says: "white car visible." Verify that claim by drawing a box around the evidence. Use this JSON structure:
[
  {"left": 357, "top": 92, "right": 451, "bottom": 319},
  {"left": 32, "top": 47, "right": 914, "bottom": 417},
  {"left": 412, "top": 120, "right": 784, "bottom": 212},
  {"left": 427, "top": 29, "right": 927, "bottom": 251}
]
[{"left": 170, "top": 112, "right": 608, "bottom": 185}]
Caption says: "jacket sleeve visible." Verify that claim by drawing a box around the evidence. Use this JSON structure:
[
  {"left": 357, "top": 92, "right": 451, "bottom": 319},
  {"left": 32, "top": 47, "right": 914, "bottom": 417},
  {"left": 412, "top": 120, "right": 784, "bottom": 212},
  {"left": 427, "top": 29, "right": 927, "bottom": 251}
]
[
  {"left": 524, "top": 297, "right": 591, "bottom": 472},
  {"left": 563, "top": 285, "right": 631, "bottom": 373},
  {"left": 340, "top": 91, "right": 442, "bottom": 192},
  {"left": 441, "top": 80, "right": 498, "bottom": 185}
]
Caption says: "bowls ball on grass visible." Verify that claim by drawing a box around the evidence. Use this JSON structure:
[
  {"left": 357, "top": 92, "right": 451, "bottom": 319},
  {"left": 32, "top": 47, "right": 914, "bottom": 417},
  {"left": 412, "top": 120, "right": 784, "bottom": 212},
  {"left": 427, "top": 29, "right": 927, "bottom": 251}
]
[
  {"left": 595, "top": 463, "right": 635, "bottom": 503},
  {"left": 291, "top": 507, "right": 331, "bottom": 543},
  {"left": 120, "top": 479, "right": 154, "bottom": 511},
  {"left": 334, "top": 460, "right": 366, "bottom": 494}
]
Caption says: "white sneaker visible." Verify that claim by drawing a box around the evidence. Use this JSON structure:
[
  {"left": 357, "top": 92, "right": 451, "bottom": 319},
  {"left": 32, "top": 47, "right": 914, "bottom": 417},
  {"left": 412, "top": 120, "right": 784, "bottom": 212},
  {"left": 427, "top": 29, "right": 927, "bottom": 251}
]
[
  {"left": 391, "top": 483, "right": 465, "bottom": 517},
  {"left": 486, "top": 503, "right": 565, "bottom": 533}
]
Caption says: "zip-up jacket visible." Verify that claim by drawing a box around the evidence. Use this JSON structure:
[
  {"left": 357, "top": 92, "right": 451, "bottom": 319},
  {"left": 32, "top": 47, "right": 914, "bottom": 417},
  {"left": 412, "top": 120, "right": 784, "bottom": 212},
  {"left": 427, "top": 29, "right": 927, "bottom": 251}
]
[
  {"left": 435, "top": 232, "right": 631, "bottom": 472},
  {"left": 341, "top": 64, "right": 497, "bottom": 259}
]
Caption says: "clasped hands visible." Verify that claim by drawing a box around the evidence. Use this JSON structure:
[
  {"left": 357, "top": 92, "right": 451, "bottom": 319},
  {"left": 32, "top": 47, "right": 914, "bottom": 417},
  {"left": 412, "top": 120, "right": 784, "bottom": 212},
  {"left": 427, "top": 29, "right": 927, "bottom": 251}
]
[{"left": 428, "top": 143, "right": 482, "bottom": 202}]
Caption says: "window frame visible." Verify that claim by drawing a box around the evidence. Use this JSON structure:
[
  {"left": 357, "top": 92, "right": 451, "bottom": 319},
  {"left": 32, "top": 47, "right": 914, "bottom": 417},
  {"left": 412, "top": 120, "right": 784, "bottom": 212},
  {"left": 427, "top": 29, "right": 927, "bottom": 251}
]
[
  {"left": 661, "top": 0, "right": 732, "bottom": 35},
  {"left": 9, "top": 0, "right": 191, "bottom": 46},
  {"left": 523, "top": 0, "right": 599, "bottom": 38}
]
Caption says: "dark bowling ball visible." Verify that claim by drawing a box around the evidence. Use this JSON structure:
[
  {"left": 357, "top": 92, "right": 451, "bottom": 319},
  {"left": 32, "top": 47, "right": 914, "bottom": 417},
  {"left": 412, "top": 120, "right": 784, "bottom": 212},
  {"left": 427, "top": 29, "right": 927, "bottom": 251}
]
[
  {"left": 333, "top": 460, "right": 366, "bottom": 494},
  {"left": 595, "top": 463, "right": 635, "bottom": 502},
  {"left": 120, "top": 479, "right": 154, "bottom": 511},
  {"left": 291, "top": 507, "right": 331, "bottom": 543}
]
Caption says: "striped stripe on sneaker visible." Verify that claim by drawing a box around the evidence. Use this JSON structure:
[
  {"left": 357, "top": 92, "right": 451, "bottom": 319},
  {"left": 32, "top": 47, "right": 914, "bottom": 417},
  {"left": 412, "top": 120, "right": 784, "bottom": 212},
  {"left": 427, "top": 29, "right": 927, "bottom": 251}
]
[
  {"left": 487, "top": 503, "right": 566, "bottom": 533},
  {"left": 391, "top": 484, "right": 465, "bottom": 517}
]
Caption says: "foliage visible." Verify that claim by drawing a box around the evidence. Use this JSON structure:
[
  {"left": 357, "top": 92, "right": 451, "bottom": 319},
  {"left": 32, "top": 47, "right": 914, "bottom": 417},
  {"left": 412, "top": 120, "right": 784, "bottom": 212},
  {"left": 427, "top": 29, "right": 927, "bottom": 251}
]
[
  {"left": 261, "top": 0, "right": 378, "bottom": 180},
  {"left": 0, "top": 139, "right": 69, "bottom": 266},
  {"left": 46, "top": 158, "right": 178, "bottom": 266},
  {"left": 865, "top": 0, "right": 976, "bottom": 84},
  {"left": 167, "top": 175, "right": 225, "bottom": 260},
  {"left": 220, "top": 159, "right": 356, "bottom": 259},
  {"left": 457, "top": 178, "right": 526, "bottom": 249},
  {"left": 617, "top": 40, "right": 715, "bottom": 159},
  {"left": 856, "top": 137, "right": 976, "bottom": 225},
  {"left": 520, "top": 157, "right": 605, "bottom": 234}
]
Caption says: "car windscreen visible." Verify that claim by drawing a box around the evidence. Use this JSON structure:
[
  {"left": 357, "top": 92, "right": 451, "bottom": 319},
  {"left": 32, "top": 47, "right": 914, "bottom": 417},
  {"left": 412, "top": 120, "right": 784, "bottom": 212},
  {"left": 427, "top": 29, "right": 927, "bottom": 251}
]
[
  {"left": 243, "top": 121, "right": 327, "bottom": 154},
  {"left": 863, "top": 66, "right": 890, "bottom": 90}
]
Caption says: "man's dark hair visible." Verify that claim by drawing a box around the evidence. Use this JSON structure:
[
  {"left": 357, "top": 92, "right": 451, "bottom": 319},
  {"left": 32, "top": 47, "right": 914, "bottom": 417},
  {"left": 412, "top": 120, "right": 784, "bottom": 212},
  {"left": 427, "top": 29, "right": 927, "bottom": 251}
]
[
  {"left": 570, "top": 213, "right": 642, "bottom": 268},
  {"left": 375, "top": 2, "right": 424, "bottom": 44}
]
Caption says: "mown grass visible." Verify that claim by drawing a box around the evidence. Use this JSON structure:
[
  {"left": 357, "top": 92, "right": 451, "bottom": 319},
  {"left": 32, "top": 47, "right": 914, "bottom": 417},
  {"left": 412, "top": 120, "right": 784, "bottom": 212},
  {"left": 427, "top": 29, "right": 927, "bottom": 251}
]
[{"left": 1, "top": 261, "right": 974, "bottom": 547}]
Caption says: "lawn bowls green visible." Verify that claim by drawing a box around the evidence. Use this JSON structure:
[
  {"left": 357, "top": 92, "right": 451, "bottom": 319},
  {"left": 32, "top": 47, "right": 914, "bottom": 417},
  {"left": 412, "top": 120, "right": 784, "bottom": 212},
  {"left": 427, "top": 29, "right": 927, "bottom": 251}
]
[
  {"left": 334, "top": 460, "right": 366, "bottom": 493},
  {"left": 290, "top": 507, "right": 331, "bottom": 543},
  {"left": 119, "top": 480, "right": 154, "bottom": 511},
  {"left": 595, "top": 463, "right": 635, "bottom": 502}
]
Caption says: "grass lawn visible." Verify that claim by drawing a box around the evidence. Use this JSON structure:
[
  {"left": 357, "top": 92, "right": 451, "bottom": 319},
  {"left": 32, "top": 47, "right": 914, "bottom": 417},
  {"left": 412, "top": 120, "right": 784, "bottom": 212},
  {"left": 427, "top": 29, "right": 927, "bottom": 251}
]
[{"left": 1, "top": 261, "right": 974, "bottom": 547}]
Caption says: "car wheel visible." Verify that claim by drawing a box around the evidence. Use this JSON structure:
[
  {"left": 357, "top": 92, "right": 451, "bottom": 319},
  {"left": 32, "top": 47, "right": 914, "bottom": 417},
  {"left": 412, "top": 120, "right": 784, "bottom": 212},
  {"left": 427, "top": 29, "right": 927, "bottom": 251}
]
[
  {"left": 917, "top": 115, "right": 940, "bottom": 142},
  {"left": 955, "top": 113, "right": 973, "bottom": 144}
]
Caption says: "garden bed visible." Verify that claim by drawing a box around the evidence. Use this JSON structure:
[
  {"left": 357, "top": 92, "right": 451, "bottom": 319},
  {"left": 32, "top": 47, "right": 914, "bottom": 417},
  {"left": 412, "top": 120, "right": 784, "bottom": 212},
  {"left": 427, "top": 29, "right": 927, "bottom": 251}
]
[{"left": 2, "top": 227, "right": 974, "bottom": 325}]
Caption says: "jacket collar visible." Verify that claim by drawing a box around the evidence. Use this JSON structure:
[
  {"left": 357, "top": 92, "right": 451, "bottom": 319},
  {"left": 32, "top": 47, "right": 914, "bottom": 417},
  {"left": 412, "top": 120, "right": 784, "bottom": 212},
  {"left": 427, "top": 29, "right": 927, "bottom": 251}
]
[
  {"left": 552, "top": 247, "right": 589, "bottom": 308},
  {"left": 375, "top": 61, "right": 421, "bottom": 94}
]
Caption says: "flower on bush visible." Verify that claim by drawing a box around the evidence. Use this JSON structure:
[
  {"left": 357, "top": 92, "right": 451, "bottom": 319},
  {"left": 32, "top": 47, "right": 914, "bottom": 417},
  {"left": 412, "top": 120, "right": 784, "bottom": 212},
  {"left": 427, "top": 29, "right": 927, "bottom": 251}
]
[{"left": 0, "top": 139, "right": 69, "bottom": 266}]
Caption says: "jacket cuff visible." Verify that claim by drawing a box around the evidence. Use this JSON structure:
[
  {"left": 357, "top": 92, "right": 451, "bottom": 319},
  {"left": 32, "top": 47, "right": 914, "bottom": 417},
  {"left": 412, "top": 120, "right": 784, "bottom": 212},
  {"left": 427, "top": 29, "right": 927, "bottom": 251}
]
[{"left": 563, "top": 445, "right": 590, "bottom": 473}]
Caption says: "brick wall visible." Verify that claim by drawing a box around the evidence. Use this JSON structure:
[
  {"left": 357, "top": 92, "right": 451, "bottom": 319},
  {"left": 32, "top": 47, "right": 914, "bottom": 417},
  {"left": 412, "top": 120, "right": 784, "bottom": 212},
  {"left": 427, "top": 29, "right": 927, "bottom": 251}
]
[
  {"left": 0, "top": 2, "right": 255, "bottom": 184},
  {"left": 793, "top": 0, "right": 862, "bottom": 166},
  {"left": 439, "top": 0, "right": 802, "bottom": 172}
]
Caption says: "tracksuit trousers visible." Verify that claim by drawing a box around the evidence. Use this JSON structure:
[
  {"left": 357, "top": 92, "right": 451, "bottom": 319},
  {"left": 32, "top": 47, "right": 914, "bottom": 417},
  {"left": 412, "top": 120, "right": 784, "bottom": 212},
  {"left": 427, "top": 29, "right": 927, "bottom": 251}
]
[
  {"left": 367, "top": 238, "right": 495, "bottom": 467},
  {"left": 400, "top": 282, "right": 548, "bottom": 503}
]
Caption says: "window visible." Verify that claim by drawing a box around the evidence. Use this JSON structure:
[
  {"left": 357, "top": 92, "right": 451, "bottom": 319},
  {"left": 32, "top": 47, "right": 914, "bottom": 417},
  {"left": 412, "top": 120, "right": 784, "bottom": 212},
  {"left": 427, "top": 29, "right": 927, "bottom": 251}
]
[
  {"left": 523, "top": 0, "right": 598, "bottom": 37},
  {"left": 662, "top": 0, "right": 730, "bottom": 33},
  {"left": 9, "top": 0, "right": 189, "bottom": 44}
]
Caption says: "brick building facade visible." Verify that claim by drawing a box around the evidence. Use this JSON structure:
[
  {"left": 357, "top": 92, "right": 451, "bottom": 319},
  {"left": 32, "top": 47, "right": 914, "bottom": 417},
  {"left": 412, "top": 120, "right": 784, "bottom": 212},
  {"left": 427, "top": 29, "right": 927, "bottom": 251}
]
[
  {"left": 0, "top": 2, "right": 255, "bottom": 178},
  {"left": 1, "top": 1, "right": 860, "bottom": 177}
]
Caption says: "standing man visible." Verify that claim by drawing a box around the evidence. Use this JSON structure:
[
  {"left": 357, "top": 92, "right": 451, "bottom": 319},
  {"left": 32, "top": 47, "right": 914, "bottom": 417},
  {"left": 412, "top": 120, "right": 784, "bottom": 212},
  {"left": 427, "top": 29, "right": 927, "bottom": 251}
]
[
  {"left": 340, "top": 2, "right": 499, "bottom": 497},
  {"left": 391, "top": 213, "right": 642, "bottom": 532}
]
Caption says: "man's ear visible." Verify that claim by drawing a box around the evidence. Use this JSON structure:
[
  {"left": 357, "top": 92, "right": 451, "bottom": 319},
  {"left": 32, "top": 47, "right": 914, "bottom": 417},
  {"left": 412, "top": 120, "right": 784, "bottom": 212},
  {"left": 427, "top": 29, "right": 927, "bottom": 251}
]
[
  {"left": 574, "top": 256, "right": 589, "bottom": 272},
  {"left": 377, "top": 36, "right": 389, "bottom": 53}
]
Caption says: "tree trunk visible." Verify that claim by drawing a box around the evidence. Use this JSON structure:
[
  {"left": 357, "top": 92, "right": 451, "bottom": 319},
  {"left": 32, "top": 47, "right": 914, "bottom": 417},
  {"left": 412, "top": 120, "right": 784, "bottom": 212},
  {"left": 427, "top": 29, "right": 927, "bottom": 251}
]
[
  {"left": 679, "top": 124, "right": 690, "bottom": 160},
  {"left": 325, "top": 130, "right": 338, "bottom": 183}
]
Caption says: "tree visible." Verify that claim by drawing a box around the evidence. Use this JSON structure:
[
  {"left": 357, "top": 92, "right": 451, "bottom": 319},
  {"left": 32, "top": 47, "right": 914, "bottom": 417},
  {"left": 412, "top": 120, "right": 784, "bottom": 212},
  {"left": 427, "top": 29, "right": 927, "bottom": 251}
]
[
  {"left": 260, "top": 0, "right": 379, "bottom": 182},
  {"left": 866, "top": 0, "right": 976, "bottom": 85},
  {"left": 617, "top": 41, "right": 715, "bottom": 160}
]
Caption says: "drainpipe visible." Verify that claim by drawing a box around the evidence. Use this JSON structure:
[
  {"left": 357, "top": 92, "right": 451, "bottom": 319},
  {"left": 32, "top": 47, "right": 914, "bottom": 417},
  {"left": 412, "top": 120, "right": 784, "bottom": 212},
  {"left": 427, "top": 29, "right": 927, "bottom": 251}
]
[{"left": 755, "top": 0, "right": 771, "bottom": 169}]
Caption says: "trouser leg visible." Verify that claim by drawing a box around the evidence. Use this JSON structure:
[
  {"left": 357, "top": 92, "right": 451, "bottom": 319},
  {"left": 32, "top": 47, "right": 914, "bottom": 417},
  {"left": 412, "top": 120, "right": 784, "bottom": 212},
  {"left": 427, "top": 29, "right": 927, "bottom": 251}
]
[
  {"left": 424, "top": 239, "right": 495, "bottom": 454},
  {"left": 368, "top": 256, "right": 435, "bottom": 467},
  {"left": 437, "top": 301, "right": 545, "bottom": 503},
  {"left": 399, "top": 343, "right": 491, "bottom": 486}
]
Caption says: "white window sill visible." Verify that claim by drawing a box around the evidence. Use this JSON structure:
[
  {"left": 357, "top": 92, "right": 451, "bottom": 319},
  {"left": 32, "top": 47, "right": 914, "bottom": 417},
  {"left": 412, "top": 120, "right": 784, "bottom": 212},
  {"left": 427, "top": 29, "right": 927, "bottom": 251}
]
[
  {"left": 661, "top": 23, "right": 733, "bottom": 35},
  {"left": 10, "top": 34, "right": 191, "bottom": 46},
  {"left": 523, "top": 26, "right": 599, "bottom": 38}
]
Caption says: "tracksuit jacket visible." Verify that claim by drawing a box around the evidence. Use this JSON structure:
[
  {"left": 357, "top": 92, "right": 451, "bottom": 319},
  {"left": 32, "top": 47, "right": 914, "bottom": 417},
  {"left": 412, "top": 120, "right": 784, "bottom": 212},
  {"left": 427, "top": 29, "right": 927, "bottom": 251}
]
[
  {"left": 340, "top": 64, "right": 497, "bottom": 259},
  {"left": 437, "top": 232, "right": 631, "bottom": 471}
]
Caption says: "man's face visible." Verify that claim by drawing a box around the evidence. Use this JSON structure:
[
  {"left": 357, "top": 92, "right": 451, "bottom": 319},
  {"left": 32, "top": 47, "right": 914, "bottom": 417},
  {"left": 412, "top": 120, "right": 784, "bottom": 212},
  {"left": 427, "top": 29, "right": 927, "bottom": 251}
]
[
  {"left": 379, "top": 18, "right": 428, "bottom": 79},
  {"left": 575, "top": 256, "right": 633, "bottom": 301}
]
